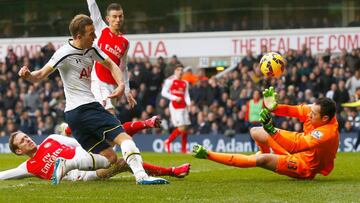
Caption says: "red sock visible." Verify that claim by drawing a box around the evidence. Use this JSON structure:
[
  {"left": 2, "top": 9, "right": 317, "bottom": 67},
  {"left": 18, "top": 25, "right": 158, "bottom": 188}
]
[
  {"left": 142, "top": 162, "right": 171, "bottom": 176},
  {"left": 167, "top": 128, "right": 180, "bottom": 142},
  {"left": 180, "top": 130, "right": 187, "bottom": 153},
  {"left": 122, "top": 121, "right": 147, "bottom": 136}
]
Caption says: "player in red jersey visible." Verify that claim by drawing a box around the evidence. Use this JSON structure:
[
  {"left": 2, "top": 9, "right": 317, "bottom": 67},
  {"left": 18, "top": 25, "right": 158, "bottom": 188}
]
[
  {"left": 86, "top": 0, "right": 162, "bottom": 141},
  {"left": 87, "top": 0, "right": 135, "bottom": 113},
  {"left": 0, "top": 131, "right": 190, "bottom": 182},
  {"left": 161, "top": 64, "right": 191, "bottom": 153}
]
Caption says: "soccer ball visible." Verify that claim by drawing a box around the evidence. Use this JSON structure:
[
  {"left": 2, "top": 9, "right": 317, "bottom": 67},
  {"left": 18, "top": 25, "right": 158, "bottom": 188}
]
[{"left": 259, "top": 52, "right": 286, "bottom": 78}]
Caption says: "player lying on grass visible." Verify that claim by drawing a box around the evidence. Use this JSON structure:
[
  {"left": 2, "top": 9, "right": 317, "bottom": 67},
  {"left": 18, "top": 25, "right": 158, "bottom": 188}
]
[
  {"left": 0, "top": 131, "right": 190, "bottom": 182},
  {"left": 193, "top": 87, "right": 339, "bottom": 180}
]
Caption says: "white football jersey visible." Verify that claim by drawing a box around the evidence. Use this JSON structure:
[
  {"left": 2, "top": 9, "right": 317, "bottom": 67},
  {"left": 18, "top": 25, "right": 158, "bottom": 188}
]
[{"left": 47, "top": 40, "right": 108, "bottom": 111}]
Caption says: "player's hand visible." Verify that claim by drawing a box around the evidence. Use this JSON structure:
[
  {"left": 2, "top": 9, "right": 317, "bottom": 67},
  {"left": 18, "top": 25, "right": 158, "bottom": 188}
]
[
  {"left": 18, "top": 66, "right": 31, "bottom": 78},
  {"left": 126, "top": 93, "right": 137, "bottom": 109},
  {"left": 108, "top": 84, "right": 125, "bottom": 99},
  {"left": 175, "top": 96, "right": 182, "bottom": 102},
  {"left": 263, "top": 86, "right": 278, "bottom": 111},
  {"left": 259, "top": 108, "right": 277, "bottom": 135}
]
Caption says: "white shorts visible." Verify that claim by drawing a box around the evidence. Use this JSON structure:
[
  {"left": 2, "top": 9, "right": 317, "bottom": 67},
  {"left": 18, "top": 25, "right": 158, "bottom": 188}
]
[
  {"left": 91, "top": 71, "right": 117, "bottom": 110},
  {"left": 62, "top": 147, "right": 99, "bottom": 182},
  {"left": 169, "top": 104, "right": 191, "bottom": 127}
]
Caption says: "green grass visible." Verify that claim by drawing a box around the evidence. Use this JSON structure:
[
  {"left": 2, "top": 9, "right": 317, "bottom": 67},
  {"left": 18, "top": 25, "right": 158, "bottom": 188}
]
[{"left": 0, "top": 152, "right": 359, "bottom": 203}]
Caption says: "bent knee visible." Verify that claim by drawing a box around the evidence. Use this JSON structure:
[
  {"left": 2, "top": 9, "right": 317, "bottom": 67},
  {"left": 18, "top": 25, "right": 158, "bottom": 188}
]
[
  {"left": 250, "top": 127, "right": 264, "bottom": 138},
  {"left": 100, "top": 149, "right": 118, "bottom": 164}
]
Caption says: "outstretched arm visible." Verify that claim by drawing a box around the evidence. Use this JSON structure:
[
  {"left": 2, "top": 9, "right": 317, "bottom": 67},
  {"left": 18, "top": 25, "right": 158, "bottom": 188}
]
[
  {"left": 86, "top": 0, "right": 107, "bottom": 36},
  {"left": 0, "top": 162, "right": 33, "bottom": 180},
  {"left": 18, "top": 64, "right": 54, "bottom": 83}
]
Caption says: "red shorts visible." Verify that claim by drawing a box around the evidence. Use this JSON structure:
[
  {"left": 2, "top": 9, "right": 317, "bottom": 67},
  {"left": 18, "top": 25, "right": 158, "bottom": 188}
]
[{"left": 276, "top": 154, "right": 315, "bottom": 179}]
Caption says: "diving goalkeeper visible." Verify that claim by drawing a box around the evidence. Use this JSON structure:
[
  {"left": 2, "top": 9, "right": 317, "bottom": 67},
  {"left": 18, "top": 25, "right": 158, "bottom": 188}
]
[{"left": 193, "top": 87, "right": 339, "bottom": 179}]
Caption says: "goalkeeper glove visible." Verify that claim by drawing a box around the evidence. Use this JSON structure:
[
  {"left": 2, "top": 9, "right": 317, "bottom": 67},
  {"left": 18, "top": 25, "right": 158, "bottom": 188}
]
[
  {"left": 263, "top": 86, "right": 278, "bottom": 111},
  {"left": 259, "top": 108, "right": 277, "bottom": 135}
]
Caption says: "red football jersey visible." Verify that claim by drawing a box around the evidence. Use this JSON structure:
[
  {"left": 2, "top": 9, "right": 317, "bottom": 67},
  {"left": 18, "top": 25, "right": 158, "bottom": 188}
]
[
  {"left": 26, "top": 138, "right": 76, "bottom": 180},
  {"left": 95, "top": 27, "right": 129, "bottom": 84},
  {"left": 169, "top": 78, "right": 188, "bottom": 109}
]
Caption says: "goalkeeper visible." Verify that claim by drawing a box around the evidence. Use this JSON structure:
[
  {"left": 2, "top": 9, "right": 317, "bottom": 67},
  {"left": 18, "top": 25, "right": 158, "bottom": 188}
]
[{"left": 193, "top": 87, "right": 339, "bottom": 179}]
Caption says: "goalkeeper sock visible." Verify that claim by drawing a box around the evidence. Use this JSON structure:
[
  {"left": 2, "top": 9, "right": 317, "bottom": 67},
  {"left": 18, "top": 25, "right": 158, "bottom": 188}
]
[
  {"left": 255, "top": 140, "right": 271, "bottom": 153},
  {"left": 207, "top": 151, "right": 256, "bottom": 168},
  {"left": 142, "top": 162, "right": 172, "bottom": 176},
  {"left": 267, "top": 135, "right": 290, "bottom": 155},
  {"left": 122, "top": 121, "right": 147, "bottom": 137}
]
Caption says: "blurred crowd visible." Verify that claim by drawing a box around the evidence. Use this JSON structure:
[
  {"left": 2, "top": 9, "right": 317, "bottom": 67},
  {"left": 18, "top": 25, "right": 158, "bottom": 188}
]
[{"left": 0, "top": 43, "right": 360, "bottom": 141}]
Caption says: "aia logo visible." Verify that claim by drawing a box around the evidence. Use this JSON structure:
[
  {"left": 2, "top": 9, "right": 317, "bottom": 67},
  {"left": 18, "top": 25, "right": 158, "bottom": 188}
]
[{"left": 79, "top": 66, "right": 92, "bottom": 79}]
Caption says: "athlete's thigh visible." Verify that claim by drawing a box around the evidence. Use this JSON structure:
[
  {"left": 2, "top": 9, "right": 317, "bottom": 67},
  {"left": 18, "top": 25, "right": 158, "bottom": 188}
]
[
  {"left": 91, "top": 79, "right": 116, "bottom": 109},
  {"left": 275, "top": 154, "right": 314, "bottom": 179},
  {"left": 274, "top": 129, "right": 304, "bottom": 153}
]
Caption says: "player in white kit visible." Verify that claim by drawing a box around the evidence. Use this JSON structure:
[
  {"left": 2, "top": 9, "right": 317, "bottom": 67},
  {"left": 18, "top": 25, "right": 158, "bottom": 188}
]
[
  {"left": 161, "top": 64, "right": 191, "bottom": 153},
  {"left": 18, "top": 14, "right": 168, "bottom": 185}
]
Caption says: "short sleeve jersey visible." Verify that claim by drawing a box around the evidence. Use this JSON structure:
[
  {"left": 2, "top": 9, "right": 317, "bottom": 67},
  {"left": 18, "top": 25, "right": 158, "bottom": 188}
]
[{"left": 47, "top": 40, "right": 108, "bottom": 111}]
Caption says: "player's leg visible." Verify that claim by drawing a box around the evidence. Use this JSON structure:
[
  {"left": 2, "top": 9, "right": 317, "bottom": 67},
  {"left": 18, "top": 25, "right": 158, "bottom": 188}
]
[
  {"left": 193, "top": 144, "right": 314, "bottom": 179},
  {"left": 95, "top": 158, "right": 191, "bottom": 179},
  {"left": 193, "top": 144, "right": 256, "bottom": 168},
  {"left": 122, "top": 115, "right": 161, "bottom": 136},
  {"left": 65, "top": 102, "right": 168, "bottom": 185},
  {"left": 178, "top": 125, "right": 188, "bottom": 153},
  {"left": 164, "top": 128, "right": 180, "bottom": 153},
  {"left": 250, "top": 127, "right": 290, "bottom": 155},
  {"left": 52, "top": 147, "right": 111, "bottom": 185}
]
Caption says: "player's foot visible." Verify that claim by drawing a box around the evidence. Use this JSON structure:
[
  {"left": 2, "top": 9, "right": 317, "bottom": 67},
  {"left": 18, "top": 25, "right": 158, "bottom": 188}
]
[
  {"left": 145, "top": 115, "right": 161, "bottom": 128},
  {"left": 192, "top": 144, "right": 208, "bottom": 159},
  {"left": 164, "top": 139, "right": 171, "bottom": 153},
  {"left": 170, "top": 163, "right": 191, "bottom": 178},
  {"left": 51, "top": 158, "right": 67, "bottom": 185},
  {"left": 137, "top": 176, "right": 170, "bottom": 185}
]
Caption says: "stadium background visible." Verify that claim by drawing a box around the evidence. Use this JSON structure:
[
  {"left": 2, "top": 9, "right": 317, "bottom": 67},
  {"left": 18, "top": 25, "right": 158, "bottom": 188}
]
[{"left": 0, "top": 0, "right": 359, "bottom": 153}]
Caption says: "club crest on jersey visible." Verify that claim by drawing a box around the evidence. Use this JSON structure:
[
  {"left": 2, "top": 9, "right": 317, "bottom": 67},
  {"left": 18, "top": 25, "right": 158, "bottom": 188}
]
[
  {"left": 311, "top": 130, "right": 323, "bottom": 139},
  {"left": 44, "top": 142, "right": 51, "bottom": 148}
]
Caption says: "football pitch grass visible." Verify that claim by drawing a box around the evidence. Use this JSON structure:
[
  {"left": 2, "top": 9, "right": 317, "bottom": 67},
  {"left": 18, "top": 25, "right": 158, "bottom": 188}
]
[{"left": 0, "top": 152, "right": 359, "bottom": 203}]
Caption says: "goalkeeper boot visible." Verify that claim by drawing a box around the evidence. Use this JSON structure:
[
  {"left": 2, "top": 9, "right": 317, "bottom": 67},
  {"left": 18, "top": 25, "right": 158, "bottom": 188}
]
[{"left": 192, "top": 144, "right": 208, "bottom": 159}]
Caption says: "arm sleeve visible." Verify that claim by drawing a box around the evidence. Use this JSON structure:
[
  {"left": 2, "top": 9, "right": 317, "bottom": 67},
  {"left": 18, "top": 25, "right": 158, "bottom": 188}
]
[
  {"left": 275, "top": 127, "right": 334, "bottom": 153},
  {"left": 87, "top": 0, "right": 107, "bottom": 36},
  {"left": 161, "top": 79, "right": 179, "bottom": 101},
  {"left": 119, "top": 47, "right": 130, "bottom": 95},
  {"left": 89, "top": 46, "right": 108, "bottom": 63},
  {"left": 48, "top": 134, "right": 81, "bottom": 147},
  {"left": 47, "top": 49, "right": 65, "bottom": 70},
  {"left": 273, "top": 104, "right": 310, "bottom": 122},
  {"left": 184, "top": 81, "right": 191, "bottom": 106},
  {"left": 0, "top": 162, "right": 33, "bottom": 180}
]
